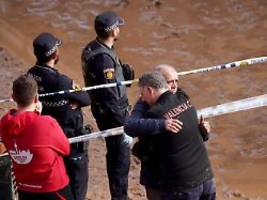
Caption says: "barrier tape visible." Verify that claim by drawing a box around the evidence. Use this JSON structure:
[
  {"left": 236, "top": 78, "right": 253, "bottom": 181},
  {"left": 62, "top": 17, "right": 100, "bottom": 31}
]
[
  {"left": 0, "top": 98, "right": 13, "bottom": 104},
  {"left": 177, "top": 56, "right": 267, "bottom": 76},
  {"left": 0, "top": 56, "right": 266, "bottom": 103},
  {"left": 70, "top": 93, "right": 267, "bottom": 144},
  {"left": 0, "top": 93, "right": 266, "bottom": 148},
  {"left": 0, "top": 152, "right": 8, "bottom": 157},
  {"left": 197, "top": 94, "right": 267, "bottom": 118},
  {"left": 68, "top": 127, "right": 123, "bottom": 144},
  {"left": 1, "top": 94, "right": 266, "bottom": 199},
  {"left": 11, "top": 162, "right": 18, "bottom": 200}
]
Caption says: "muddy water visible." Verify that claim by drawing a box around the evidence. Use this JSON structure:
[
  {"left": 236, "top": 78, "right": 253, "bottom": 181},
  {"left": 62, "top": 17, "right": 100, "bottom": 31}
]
[{"left": 0, "top": 0, "right": 266, "bottom": 199}]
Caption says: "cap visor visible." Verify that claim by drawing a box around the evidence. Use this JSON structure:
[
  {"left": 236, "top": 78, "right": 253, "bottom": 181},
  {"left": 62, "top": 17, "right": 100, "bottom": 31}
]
[
  {"left": 56, "top": 39, "right": 62, "bottom": 46},
  {"left": 118, "top": 17, "right": 125, "bottom": 26}
]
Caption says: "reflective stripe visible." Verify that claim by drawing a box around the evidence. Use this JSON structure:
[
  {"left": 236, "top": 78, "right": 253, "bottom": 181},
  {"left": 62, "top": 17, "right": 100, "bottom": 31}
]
[{"left": 42, "top": 100, "right": 69, "bottom": 107}]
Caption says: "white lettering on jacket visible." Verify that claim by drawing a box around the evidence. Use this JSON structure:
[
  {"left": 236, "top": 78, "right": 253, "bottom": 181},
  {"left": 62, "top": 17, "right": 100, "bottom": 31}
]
[
  {"left": 163, "top": 100, "right": 192, "bottom": 119},
  {"left": 9, "top": 142, "right": 33, "bottom": 164}
]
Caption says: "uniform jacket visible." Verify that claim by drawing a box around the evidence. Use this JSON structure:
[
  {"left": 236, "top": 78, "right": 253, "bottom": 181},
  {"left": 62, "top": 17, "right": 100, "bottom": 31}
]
[
  {"left": 28, "top": 64, "right": 90, "bottom": 140},
  {"left": 81, "top": 39, "right": 129, "bottom": 126},
  {"left": 0, "top": 110, "right": 70, "bottom": 193}
]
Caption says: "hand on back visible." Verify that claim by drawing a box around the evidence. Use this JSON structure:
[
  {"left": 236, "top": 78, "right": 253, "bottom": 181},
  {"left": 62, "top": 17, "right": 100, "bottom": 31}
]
[{"left": 165, "top": 118, "right": 183, "bottom": 133}]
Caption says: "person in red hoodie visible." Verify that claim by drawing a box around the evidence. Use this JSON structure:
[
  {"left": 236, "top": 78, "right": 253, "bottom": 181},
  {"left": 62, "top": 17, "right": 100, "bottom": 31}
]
[{"left": 0, "top": 75, "right": 74, "bottom": 200}]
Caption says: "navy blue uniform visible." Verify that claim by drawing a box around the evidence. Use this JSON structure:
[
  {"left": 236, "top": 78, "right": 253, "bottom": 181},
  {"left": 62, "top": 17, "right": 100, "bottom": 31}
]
[
  {"left": 82, "top": 39, "right": 130, "bottom": 200},
  {"left": 28, "top": 64, "right": 90, "bottom": 200}
]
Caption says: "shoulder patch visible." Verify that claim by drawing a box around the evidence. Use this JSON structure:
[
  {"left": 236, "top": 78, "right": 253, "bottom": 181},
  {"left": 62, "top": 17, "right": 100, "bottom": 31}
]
[{"left": 103, "top": 68, "right": 115, "bottom": 80}]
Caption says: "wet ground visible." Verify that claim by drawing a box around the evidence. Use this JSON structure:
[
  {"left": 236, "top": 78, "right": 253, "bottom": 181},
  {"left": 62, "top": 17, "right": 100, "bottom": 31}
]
[{"left": 0, "top": 0, "right": 266, "bottom": 199}]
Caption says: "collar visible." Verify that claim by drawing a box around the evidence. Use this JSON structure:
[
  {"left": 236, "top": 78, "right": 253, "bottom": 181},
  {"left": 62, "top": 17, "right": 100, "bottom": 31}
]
[
  {"left": 156, "top": 90, "right": 173, "bottom": 104},
  {"left": 34, "top": 63, "right": 58, "bottom": 74},
  {"left": 96, "top": 38, "right": 114, "bottom": 50}
]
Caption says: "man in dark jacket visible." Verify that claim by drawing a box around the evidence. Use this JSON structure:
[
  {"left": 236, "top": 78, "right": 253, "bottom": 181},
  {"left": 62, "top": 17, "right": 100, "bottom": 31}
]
[
  {"left": 81, "top": 11, "right": 134, "bottom": 200},
  {"left": 125, "top": 71, "right": 216, "bottom": 200},
  {"left": 124, "top": 65, "right": 211, "bottom": 199},
  {"left": 28, "top": 32, "right": 90, "bottom": 200}
]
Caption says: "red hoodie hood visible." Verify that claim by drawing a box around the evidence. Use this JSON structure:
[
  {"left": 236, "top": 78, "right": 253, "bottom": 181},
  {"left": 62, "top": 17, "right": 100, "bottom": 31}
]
[{"left": 0, "top": 110, "right": 39, "bottom": 137}]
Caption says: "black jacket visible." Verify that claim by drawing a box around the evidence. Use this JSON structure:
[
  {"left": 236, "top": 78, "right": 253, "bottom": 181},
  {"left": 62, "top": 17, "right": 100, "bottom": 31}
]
[
  {"left": 28, "top": 64, "right": 90, "bottom": 142},
  {"left": 81, "top": 39, "right": 130, "bottom": 126},
  {"left": 145, "top": 91, "right": 213, "bottom": 191}
]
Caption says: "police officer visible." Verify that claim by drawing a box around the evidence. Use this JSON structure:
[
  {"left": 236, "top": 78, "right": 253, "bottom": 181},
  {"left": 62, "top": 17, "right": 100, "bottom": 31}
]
[
  {"left": 28, "top": 32, "right": 90, "bottom": 200},
  {"left": 81, "top": 11, "right": 134, "bottom": 200}
]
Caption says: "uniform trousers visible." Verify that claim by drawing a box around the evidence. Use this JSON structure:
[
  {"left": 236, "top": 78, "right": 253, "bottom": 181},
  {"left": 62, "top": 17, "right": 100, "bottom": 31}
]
[{"left": 96, "top": 119, "right": 130, "bottom": 200}]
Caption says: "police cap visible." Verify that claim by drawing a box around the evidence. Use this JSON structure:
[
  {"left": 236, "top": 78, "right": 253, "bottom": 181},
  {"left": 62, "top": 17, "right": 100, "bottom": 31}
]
[
  {"left": 33, "top": 32, "right": 62, "bottom": 57},
  {"left": 95, "top": 11, "right": 125, "bottom": 33}
]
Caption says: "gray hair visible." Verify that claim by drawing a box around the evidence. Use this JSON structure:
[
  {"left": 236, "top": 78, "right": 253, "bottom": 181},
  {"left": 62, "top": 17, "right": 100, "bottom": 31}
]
[
  {"left": 154, "top": 64, "right": 178, "bottom": 79},
  {"left": 138, "top": 71, "right": 168, "bottom": 89}
]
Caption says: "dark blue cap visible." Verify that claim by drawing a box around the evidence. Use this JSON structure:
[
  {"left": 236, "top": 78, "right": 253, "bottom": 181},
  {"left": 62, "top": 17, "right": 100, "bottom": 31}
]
[
  {"left": 95, "top": 11, "right": 125, "bottom": 32},
  {"left": 33, "top": 32, "right": 62, "bottom": 57}
]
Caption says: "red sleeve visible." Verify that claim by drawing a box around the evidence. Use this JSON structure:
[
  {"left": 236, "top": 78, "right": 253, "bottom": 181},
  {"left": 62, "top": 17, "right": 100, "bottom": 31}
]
[
  {"left": 49, "top": 118, "right": 70, "bottom": 156},
  {"left": 0, "top": 120, "right": 2, "bottom": 142}
]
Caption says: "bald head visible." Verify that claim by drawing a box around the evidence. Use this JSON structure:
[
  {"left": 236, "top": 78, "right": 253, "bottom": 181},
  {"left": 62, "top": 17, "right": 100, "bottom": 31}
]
[{"left": 154, "top": 64, "right": 179, "bottom": 93}]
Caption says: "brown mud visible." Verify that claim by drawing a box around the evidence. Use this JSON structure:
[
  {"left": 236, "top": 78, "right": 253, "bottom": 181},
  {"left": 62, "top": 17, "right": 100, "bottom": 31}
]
[{"left": 0, "top": 0, "right": 266, "bottom": 199}]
